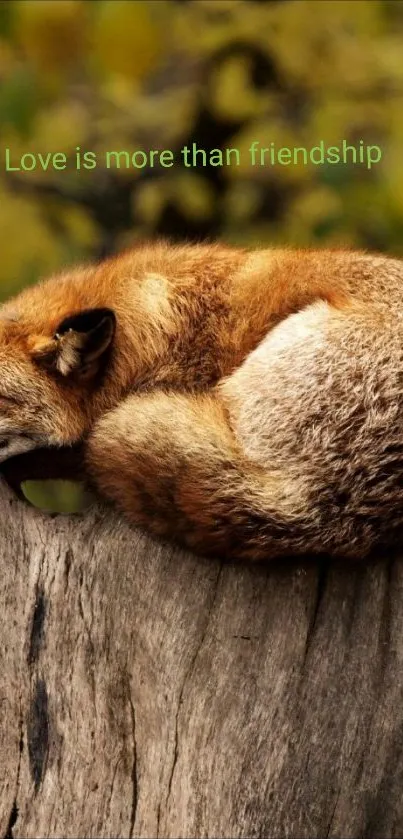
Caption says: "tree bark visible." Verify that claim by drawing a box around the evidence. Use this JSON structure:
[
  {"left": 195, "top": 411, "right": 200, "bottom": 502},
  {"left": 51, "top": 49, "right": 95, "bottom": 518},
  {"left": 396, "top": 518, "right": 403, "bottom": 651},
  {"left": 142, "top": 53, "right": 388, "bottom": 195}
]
[{"left": 1, "top": 478, "right": 403, "bottom": 839}]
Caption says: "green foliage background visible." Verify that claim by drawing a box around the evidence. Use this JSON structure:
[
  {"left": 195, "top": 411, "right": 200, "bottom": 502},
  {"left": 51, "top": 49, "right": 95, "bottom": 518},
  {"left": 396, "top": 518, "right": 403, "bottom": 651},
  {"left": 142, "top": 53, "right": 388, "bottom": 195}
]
[
  {"left": 0, "top": 0, "right": 403, "bottom": 302},
  {"left": 1, "top": 0, "right": 403, "bottom": 510}
]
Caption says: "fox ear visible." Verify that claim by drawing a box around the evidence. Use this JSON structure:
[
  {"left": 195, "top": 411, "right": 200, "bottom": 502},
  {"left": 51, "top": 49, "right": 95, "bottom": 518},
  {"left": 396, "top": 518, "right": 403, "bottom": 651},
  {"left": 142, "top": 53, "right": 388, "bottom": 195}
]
[{"left": 31, "top": 308, "right": 116, "bottom": 379}]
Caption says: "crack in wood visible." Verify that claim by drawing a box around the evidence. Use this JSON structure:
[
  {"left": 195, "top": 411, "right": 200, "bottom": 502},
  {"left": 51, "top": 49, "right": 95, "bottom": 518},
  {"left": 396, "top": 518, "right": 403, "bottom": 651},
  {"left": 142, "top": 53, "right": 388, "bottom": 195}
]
[
  {"left": 326, "top": 787, "right": 341, "bottom": 838},
  {"left": 27, "top": 679, "right": 49, "bottom": 793},
  {"left": 27, "top": 587, "right": 46, "bottom": 667},
  {"left": 161, "top": 564, "right": 224, "bottom": 832},
  {"left": 5, "top": 702, "right": 24, "bottom": 838},
  {"left": 127, "top": 691, "right": 138, "bottom": 839},
  {"left": 301, "top": 558, "right": 328, "bottom": 670}
]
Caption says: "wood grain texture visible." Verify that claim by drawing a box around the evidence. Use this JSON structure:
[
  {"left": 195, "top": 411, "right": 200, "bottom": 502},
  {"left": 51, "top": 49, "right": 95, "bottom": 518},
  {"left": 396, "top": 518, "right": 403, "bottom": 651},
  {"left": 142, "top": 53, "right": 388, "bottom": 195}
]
[{"left": 1, "top": 479, "right": 403, "bottom": 839}]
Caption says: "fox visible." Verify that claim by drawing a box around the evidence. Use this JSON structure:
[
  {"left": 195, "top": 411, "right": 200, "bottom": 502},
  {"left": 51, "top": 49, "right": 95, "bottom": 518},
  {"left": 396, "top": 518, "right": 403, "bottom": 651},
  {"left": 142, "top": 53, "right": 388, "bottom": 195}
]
[{"left": 0, "top": 240, "right": 403, "bottom": 561}]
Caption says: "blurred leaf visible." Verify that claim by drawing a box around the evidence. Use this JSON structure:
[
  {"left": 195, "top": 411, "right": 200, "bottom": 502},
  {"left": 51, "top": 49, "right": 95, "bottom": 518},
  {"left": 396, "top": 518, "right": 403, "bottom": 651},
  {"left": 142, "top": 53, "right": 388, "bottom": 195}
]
[
  {"left": 209, "top": 54, "right": 266, "bottom": 121},
  {"left": 91, "top": 0, "right": 163, "bottom": 81},
  {"left": 223, "top": 180, "right": 262, "bottom": 223},
  {"left": 134, "top": 179, "right": 167, "bottom": 226},
  {"left": 22, "top": 480, "right": 93, "bottom": 514},
  {"left": 0, "top": 67, "right": 38, "bottom": 135},
  {"left": 15, "top": 0, "right": 86, "bottom": 75},
  {"left": 0, "top": 1, "right": 13, "bottom": 38},
  {"left": 169, "top": 173, "right": 214, "bottom": 221},
  {"left": 0, "top": 189, "right": 64, "bottom": 297}
]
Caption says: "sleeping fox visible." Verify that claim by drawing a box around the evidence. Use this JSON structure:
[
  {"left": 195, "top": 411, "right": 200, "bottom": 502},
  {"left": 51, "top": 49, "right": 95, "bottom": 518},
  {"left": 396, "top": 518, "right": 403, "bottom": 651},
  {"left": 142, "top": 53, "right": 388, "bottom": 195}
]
[{"left": 0, "top": 240, "right": 403, "bottom": 561}]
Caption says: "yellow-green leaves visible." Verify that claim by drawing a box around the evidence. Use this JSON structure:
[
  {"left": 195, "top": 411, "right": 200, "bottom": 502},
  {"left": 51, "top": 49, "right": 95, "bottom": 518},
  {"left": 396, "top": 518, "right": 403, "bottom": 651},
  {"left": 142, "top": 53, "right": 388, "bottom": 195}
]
[{"left": 22, "top": 480, "right": 93, "bottom": 514}]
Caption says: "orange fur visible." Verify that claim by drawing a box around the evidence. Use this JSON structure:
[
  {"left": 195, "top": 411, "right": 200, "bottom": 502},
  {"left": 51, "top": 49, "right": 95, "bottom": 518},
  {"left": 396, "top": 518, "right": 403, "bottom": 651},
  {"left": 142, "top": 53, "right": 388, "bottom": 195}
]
[{"left": 0, "top": 241, "right": 403, "bottom": 560}]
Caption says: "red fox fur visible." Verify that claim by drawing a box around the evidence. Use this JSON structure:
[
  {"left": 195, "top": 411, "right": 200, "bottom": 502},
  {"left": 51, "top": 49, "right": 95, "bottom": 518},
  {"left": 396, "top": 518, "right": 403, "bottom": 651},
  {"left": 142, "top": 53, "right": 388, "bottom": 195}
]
[{"left": 0, "top": 241, "right": 403, "bottom": 561}]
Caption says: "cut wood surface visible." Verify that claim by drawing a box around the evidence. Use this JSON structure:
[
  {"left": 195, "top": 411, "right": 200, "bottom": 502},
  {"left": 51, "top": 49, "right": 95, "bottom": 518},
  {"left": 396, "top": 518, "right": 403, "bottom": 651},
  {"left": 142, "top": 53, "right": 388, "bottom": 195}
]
[{"left": 1, "top": 478, "right": 403, "bottom": 839}]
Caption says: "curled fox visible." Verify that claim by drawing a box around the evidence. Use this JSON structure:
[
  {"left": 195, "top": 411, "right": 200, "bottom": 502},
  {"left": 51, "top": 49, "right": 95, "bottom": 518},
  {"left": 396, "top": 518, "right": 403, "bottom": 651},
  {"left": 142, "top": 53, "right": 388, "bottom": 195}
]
[{"left": 0, "top": 241, "right": 402, "bottom": 561}]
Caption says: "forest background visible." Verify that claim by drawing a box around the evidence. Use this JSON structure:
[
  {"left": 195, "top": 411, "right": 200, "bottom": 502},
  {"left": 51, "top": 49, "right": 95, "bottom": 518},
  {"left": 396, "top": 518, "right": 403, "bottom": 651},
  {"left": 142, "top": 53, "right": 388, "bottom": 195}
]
[{"left": 1, "top": 0, "right": 403, "bottom": 509}]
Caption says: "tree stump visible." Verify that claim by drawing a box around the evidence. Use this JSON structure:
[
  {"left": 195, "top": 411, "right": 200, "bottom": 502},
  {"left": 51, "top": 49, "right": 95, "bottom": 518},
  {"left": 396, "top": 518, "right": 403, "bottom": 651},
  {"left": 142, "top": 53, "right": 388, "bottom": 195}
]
[{"left": 1, "top": 477, "right": 403, "bottom": 839}]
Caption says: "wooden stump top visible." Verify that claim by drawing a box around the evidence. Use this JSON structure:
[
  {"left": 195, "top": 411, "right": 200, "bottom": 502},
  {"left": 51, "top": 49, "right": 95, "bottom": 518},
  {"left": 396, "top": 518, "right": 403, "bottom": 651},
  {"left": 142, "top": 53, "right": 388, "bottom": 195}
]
[{"left": 1, "top": 480, "right": 403, "bottom": 838}]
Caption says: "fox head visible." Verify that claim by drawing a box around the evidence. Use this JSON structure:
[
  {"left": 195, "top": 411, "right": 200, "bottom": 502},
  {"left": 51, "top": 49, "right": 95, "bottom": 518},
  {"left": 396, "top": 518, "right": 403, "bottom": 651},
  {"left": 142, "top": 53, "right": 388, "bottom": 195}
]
[{"left": 0, "top": 306, "right": 116, "bottom": 462}]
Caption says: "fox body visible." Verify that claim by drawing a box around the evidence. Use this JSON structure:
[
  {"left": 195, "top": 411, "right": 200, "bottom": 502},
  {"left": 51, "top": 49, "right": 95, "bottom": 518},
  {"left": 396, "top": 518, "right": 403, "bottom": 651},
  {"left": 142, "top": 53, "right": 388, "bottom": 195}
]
[{"left": 1, "top": 241, "right": 403, "bottom": 560}]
